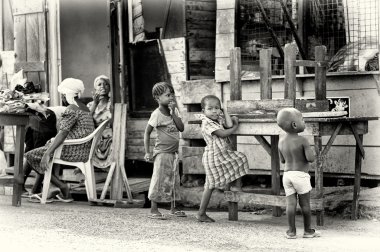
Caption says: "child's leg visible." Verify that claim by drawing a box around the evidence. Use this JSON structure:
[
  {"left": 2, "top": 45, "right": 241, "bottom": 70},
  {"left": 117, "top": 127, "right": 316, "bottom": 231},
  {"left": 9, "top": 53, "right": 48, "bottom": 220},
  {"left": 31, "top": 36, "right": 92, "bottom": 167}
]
[
  {"left": 230, "top": 177, "right": 243, "bottom": 191},
  {"left": 286, "top": 193, "right": 297, "bottom": 234},
  {"left": 298, "top": 192, "right": 312, "bottom": 232},
  {"left": 197, "top": 188, "right": 215, "bottom": 222}
]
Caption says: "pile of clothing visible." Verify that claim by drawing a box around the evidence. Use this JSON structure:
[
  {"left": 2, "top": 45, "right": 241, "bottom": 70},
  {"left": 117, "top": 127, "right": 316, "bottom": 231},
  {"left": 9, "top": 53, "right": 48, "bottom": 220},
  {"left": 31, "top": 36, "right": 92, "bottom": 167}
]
[{"left": 0, "top": 69, "right": 50, "bottom": 113}]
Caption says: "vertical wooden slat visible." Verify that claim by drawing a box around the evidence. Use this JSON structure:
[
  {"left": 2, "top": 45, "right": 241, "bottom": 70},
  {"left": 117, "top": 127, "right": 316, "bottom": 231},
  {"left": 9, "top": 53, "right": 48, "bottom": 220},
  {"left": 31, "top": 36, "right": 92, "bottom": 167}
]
[
  {"left": 26, "top": 13, "right": 40, "bottom": 85},
  {"left": 284, "top": 43, "right": 297, "bottom": 101},
  {"left": 230, "top": 47, "right": 241, "bottom": 100},
  {"left": 314, "top": 135, "right": 324, "bottom": 226},
  {"left": 228, "top": 47, "right": 241, "bottom": 221},
  {"left": 351, "top": 134, "right": 363, "bottom": 220},
  {"left": 260, "top": 49, "right": 272, "bottom": 99},
  {"left": 271, "top": 135, "right": 282, "bottom": 217},
  {"left": 14, "top": 14, "right": 27, "bottom": 63},
  {"left": 315, "top": 46, "right": 327, "bottom": 100},
  {"left": 38, "top": 10, "right": 47, "bottom": 91}
]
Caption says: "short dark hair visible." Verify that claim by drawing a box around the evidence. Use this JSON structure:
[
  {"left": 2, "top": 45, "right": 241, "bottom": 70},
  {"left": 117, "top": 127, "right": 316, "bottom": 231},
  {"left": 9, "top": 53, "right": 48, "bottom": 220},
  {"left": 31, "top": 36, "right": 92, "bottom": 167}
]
[
  {"left": 201, "top": 95, "right": 221, "bottom": 109},
  {"left": 152, "top": 82, "right": 174, "bottom": 99}
]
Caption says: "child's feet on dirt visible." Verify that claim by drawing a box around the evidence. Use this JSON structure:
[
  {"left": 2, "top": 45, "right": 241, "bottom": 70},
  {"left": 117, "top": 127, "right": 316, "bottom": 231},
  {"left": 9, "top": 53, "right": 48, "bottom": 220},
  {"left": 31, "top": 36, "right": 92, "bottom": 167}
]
[
  {"left": 286, "top": 230, "right": 297, "bottom": 239},
  {"left": 303, "top": 229, "right": 321, "bottom": 238},
  {"left": 196, "top": 214, "right": 215, "bottom": 223}
]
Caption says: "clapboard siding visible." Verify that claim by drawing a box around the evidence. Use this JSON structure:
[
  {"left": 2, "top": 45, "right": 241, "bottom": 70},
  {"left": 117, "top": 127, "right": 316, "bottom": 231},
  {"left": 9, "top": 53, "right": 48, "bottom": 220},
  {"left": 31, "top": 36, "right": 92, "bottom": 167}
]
[{"left": 186, "top": 0, "right": 216, "bottom": 79}]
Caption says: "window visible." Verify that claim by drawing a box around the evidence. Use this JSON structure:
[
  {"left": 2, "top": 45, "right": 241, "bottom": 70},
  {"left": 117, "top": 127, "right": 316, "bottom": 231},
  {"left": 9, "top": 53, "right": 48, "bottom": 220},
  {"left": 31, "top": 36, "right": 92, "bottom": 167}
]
[{"left": 237, "top": 0, "right": 379, "bottom": 76}]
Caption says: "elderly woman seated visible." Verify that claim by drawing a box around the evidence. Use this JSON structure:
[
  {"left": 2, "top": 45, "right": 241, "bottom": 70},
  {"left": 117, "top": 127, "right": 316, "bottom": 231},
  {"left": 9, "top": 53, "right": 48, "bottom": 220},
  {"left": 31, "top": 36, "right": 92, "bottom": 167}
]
[
  {"left": 23, "top": 78, "right": 94, "bottom": 201},
  {"left": 86, "top": 75, "right": 113, "bottom": 169}
]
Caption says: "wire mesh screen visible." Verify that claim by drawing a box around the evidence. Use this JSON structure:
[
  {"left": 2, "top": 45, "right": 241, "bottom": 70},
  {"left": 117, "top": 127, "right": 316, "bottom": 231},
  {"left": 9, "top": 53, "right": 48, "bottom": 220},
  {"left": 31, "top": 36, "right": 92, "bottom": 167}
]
[
  {"left": 238, "top": 0, "right": 294, "bottom": 75},
  {"left": 237, "top": 0, "right": 379, "bottom": 76},
  {"left": 311, "top": 0, "right": 379, "bottom": 72}
]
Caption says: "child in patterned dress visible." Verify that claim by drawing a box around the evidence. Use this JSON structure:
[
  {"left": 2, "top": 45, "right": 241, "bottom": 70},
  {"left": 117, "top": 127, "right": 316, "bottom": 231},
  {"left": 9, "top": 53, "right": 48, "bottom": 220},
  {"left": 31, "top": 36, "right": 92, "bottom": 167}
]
[
  {"left": 277, "top": 108, "right": 321, "bottom": 239},
  {"left": 144, "top": 82, "right": 186, "bottom": 220},
  {"left": 196, "top": 95, "right": 249, "bottom": 222}
]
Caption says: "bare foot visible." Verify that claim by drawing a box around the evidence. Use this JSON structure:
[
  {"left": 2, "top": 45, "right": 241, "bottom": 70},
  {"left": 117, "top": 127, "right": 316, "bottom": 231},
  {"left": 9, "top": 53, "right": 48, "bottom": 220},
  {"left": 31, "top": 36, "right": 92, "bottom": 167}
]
[{"left": 196, "top": 214, "right": 215, "bottom": 222}]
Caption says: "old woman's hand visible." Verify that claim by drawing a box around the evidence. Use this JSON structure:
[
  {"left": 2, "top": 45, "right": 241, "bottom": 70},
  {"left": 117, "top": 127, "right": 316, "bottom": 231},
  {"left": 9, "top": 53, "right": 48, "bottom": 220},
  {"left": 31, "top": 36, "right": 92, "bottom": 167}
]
[{"left": 41, "top": 151, "right": 51, "bottom": 171}]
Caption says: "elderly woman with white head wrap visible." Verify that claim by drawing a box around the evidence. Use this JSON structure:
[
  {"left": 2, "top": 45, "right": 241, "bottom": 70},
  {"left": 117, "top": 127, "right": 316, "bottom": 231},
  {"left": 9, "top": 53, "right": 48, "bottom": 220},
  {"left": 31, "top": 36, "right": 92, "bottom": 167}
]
[
  {"left": 24, "top": 78, "right": 94, "bottom": 201},
  {"left": 84, "top": 75, "right": 113, "bottom": 169}
]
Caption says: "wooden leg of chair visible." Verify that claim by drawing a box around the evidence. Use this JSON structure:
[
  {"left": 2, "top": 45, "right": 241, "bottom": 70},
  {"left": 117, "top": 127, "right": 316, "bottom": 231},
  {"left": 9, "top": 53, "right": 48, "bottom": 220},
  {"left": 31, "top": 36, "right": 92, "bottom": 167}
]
[
  {"left": 84, "top": 162, "right": 97, "bottom": 201},
  {"left": 41, "top": 161, "right": 53, "bottom": 204}
]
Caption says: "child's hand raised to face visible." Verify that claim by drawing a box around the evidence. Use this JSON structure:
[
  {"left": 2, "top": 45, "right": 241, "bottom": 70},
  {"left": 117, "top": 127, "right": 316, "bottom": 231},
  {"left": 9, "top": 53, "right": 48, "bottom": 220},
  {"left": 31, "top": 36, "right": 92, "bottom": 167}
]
[{"left": 168, "top": 101, "right": 176, "bottom": 115}]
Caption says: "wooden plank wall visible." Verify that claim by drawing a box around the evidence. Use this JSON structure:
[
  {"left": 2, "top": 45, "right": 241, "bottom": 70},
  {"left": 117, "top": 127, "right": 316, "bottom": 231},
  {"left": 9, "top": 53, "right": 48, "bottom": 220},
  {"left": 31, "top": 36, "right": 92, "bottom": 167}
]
[
  {"left": 221, "top": 74, "right": 380, "bottom": 177},
  {"left": 215, "top": 0, "right": 235, "bottom": 82},
  {"left": 186, "top": 0, "right": 216, "bottom": 80},
  {"left": 126, "top": 38, "right": 187, "bottom": 160},
  {"left": 13, "top": 0, "right": 47, "bottom": 91}
]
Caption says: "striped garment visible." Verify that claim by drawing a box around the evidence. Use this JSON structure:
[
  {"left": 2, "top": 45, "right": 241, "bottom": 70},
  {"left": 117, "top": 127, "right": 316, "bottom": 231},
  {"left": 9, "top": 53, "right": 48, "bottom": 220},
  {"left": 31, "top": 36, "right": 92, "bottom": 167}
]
[{"left": 200, "top": 114, "right": 249, "bottom": 189}]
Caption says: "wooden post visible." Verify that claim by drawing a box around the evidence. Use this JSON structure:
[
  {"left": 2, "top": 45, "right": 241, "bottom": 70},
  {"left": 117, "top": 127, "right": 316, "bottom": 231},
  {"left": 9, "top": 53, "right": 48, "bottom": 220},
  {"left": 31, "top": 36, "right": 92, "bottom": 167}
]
[
  {"left": 228, "top": 47, "right": 242, "bottom": 221},
  {"left": 47, "top": 0, "right": 60, "bottom": 106},
  {"left": 260, "top": 49, "right": 272, "bottom": 100},
  {"left": 284, "top": 43, "right": 297, "bottom": 102},
  {"left": 314, "top": 135, "right": 324, "bottom": 226},
  {"left": 0, "top": 0, "right": 3, "bottom": 51},
  {"left": 351, "top": 134, "right": 363, "bottom": 220},
  {"left": 271, "top": 135, "right": 282, "bottom": 217},
  {"left": 127, "top": 0, "right": 133, "bottom": 42},
  {"left": 110, "top": 104, "right": 124, "bottom": 199},
  {"left": 315, "top": 46, "right": 327, "bottom": 100},
  {"left": 117, "top": 1, "right": 125, "bottom": 104}
]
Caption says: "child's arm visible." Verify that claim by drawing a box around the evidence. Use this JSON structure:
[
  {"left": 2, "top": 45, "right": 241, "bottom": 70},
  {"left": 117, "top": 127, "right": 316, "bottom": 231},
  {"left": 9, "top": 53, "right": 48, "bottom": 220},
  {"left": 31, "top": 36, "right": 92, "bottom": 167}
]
[
  {"left": 221, "top": 102, "right": 233, "bottom": 128},
  {"left": 213, "top": 116, "right": 239, "bottom": 138},
  {"left": 278, "top": 138, "right": 286, "bottom": 163},
  {"left": 302, "top": 137, "right": 315, "bottom": 162},
  {"left": 169, "top": 101, "right": 184, "bottom": 132},
  {"left": 144, "top": 124, "right": 154, "bottom": 161}
]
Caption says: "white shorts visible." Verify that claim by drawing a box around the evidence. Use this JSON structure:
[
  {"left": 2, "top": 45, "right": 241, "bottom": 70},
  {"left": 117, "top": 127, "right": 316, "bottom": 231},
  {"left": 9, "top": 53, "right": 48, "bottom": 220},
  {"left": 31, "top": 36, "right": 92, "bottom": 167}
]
[{"left": 282, "top": 171, "right": 312, "bottom": 196}]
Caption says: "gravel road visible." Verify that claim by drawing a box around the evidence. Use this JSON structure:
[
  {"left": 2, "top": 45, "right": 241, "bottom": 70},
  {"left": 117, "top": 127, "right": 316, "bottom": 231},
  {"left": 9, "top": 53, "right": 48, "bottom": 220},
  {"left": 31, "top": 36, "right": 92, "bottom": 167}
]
[{"left": 0, "top": 195, "right": 379, "bottom": 252}]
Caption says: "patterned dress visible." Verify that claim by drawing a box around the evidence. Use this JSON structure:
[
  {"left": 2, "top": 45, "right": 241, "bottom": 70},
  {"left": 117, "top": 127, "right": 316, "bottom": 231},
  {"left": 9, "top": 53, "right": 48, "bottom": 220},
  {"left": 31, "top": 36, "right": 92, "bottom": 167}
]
[
  {"left": 147, "top": 108, "right": 181, "bottom": 202},
  {"left": 25, "top": 108, "right": 95, "bottom": 174},
  {"left": 87, "top": 100, "right": 113, "bottom": 168},
  {"left": 200, "top": 114, "right": 249, "bottom": 189}
]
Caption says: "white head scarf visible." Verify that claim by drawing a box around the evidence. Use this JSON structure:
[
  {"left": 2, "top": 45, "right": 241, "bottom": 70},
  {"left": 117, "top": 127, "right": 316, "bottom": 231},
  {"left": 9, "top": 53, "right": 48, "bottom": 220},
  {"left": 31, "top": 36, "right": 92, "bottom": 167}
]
[
  {"left": 57, "top": 78, "right": 85, "bottom": 106},
  {"left": 93, "top": 75, "right": 110, "bottom": 89}
]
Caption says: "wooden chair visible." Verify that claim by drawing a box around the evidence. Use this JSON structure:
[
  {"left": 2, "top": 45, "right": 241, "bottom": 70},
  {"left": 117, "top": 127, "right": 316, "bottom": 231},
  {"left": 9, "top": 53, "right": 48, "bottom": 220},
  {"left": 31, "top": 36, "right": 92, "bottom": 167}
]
[{"left": 40, "top": 119, "right": 110, "bottom": 204}]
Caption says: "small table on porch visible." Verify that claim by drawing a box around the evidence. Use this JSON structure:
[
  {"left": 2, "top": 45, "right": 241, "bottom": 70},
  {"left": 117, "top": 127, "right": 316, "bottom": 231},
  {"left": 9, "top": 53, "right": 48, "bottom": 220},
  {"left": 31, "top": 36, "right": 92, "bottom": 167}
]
[
  {"left": 225, "top": 116, "right": 378, "bottom": 226},
  {"left": 0, "top": 112, "right": 29, "bottom": 206}
]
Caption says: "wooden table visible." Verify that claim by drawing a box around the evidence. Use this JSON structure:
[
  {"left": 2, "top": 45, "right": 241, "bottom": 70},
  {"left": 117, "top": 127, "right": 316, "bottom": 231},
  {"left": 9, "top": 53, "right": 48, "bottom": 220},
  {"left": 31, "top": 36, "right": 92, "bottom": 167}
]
[
  {"left": 224, "top": 116, "right": 378, "bottom": 226},
  {"left": 0, "top": 112, "right": 29, "bottom": 206}
]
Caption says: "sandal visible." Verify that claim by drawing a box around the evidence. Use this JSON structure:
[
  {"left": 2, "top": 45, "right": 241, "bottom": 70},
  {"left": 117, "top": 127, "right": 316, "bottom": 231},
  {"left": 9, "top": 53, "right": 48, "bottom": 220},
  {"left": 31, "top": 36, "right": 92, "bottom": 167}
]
[
  {"left": 27, "top": 194, "right": 53, "bottom": 204},
  {"left": 148, "top": 213, "right": 167, "bottom": 220},
  {"left": 169, "top": 210, "right": 187, "bottom": 217},
  {"left": 196, "top": 214, "right": 215, "bottom": 223},
  {"left": 54, "top": 194, "right": 74, "bottom": 203}
]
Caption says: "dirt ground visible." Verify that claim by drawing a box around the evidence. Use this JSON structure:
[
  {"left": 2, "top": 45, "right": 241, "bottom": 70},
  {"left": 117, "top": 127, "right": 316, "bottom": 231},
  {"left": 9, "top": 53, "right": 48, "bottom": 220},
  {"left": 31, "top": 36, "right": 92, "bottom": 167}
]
[{"left": 0, "top": 195, "right": 379, "bottom": 252}]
